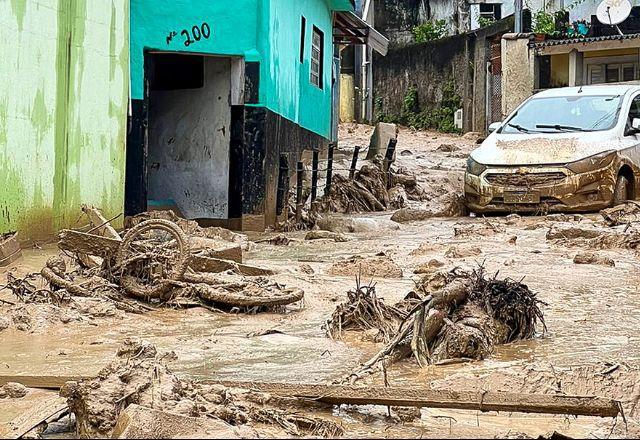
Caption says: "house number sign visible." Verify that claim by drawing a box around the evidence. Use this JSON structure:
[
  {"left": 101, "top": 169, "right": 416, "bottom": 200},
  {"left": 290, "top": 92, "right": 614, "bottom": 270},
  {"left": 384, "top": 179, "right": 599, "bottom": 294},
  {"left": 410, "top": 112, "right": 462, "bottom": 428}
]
[{"left": 166, "top": 22, "right": 211, "bottom": 47}]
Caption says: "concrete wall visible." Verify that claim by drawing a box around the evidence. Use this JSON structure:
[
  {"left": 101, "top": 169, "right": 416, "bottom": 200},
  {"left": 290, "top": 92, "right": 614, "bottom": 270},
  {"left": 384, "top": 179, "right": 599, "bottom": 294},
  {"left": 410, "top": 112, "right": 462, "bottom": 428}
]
[
  {"left": 263, "top": 0, "right": 336, "bottom": 138},
  {"left": 501, "top": 34, "right": 536, "bottom": 117},
  {"left": 373, "top": 19, "right": 512, "bottom": 133},
  {"left": 373, "top": 34, "right": 468, "bottom": 117},
  {"left": 147, "top": 57, "right": 231, "bottom": 219},
  {"left": 373, "top": 0, "right": 458, "bottom": 47},
  {"left": 0, "top": 0, "right": 129, "bottom": 240}
]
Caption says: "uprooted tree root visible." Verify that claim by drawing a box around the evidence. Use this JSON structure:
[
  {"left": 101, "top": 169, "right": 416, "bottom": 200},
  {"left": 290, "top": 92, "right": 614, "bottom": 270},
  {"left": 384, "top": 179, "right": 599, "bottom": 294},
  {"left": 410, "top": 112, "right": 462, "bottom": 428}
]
[
  {"left": 61, "top": 339, "right": 343, "bottom": 438},
  {"left": 324, "top": 276, "right": 411, "bottom": 343},
  {"left": 340, "top": 267, "right": 547, "bottom": 383}
]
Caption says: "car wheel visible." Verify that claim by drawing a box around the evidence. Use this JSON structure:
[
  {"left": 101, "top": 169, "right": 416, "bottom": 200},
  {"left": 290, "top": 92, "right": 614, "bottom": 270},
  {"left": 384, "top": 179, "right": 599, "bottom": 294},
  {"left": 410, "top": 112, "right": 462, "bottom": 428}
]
[{"left": 613, "top": 174, "right": 630, "bottom": 206}]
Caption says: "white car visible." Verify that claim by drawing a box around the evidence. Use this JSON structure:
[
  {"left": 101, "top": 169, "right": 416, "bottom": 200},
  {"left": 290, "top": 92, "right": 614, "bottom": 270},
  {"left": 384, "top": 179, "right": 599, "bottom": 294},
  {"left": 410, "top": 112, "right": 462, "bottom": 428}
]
[{"left": 465, "top": 84, "right": 640, "bottom": 213}]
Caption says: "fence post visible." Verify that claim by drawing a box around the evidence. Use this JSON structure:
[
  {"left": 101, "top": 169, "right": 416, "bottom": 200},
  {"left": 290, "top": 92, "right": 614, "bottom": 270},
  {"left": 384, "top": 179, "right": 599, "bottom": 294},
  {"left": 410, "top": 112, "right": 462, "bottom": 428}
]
[
  {"left": 324, "top": 142, "right": 335, "bottom": 197},
  {"left": 349, "top": 146, "right": 360, "bottom": 180},
  {"left": 311, "top": 150, "right": 319, "bottom": 203},
  {"left": 276, "top": 154, "right": 289, "bottom": 218},
  {"left": 383, "top": 138, "right": 397, "bottom": 189},
  {"left": 295, "top": 161, "right": 304, "bottom": 221}
]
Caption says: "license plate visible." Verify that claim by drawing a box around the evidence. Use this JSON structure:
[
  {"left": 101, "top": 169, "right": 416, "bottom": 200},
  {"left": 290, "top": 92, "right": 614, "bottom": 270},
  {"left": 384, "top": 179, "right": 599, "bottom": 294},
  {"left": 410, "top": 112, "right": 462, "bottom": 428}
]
[{"left": 504, "top": 191, "right": 540, "bottom": 204}]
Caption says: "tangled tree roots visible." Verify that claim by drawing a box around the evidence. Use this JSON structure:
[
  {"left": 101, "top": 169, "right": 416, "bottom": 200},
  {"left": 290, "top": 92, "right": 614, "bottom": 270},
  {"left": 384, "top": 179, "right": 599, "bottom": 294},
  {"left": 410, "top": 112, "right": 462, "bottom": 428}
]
[
  {"left": 324, "top": 278, "right": 410, "bottom": 342},
  {"left": 341, "top": 267, "right": 546, "bottom": 383},
  {"left": 468, "top": 267, "right": 546, "bottom": 341}
]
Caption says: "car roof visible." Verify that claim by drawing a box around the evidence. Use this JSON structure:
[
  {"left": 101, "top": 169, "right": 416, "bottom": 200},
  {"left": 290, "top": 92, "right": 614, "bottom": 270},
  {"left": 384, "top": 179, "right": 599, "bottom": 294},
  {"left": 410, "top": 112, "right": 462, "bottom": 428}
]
[{"left": 533, "top": 83, "right": 640, "bottom": 98}]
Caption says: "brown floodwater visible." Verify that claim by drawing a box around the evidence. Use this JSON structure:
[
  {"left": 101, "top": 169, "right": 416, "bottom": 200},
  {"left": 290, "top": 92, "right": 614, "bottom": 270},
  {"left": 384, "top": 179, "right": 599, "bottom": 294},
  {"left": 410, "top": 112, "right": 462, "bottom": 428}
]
[{"left": 2, "top": 212, "right": 639, "bottom": 435}]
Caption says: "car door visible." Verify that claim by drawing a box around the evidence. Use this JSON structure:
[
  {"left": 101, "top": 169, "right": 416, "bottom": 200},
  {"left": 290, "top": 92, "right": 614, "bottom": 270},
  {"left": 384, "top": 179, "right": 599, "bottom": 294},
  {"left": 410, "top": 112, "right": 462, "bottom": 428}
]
[{"left": 620, "top": 91, "right": 640, "bottom": 172}]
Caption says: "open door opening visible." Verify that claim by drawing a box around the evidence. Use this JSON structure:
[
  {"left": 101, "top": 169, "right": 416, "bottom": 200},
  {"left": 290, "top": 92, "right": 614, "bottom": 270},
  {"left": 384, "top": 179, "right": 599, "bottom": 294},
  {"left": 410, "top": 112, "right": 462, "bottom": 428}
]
[{"left": 127, "top": 52, "right": 233, "bottom": 223}]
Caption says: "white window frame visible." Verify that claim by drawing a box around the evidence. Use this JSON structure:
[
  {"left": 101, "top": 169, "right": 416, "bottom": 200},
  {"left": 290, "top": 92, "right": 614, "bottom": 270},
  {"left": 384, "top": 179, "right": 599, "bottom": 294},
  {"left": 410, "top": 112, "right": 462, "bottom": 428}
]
[
  {"left": 310, "top": 26, "right": 323, "bottom": 89},
  {"left": 584, "top": 55, "right": 640, "bottom": 85}
]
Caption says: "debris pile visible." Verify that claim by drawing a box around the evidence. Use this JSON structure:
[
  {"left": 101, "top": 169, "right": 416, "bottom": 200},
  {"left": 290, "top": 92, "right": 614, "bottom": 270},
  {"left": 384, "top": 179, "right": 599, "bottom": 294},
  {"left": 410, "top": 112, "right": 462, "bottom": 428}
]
[
  {"left": 0, "top": 382, "right": 28, "bottom": 399},
  {"left": 600, "top": 201, "right": 640, "bottom": 226},
  {"left": 1, "top": 208, "right": 304, "bottom": 323},
  {"left": 337, "top": 267, "right": 546, "bottom": 382},
  {"left": 324, "top": 278, "right": 411, "bottom": 342},
  {"left": 316, "top": 161, "right": 409, "bottom": 214},
  {"left": 546, "top": 223, "right": 640, "bottom": 250},
  {"left": 61, "top": 339, "right": 344, "bottom": 438}
]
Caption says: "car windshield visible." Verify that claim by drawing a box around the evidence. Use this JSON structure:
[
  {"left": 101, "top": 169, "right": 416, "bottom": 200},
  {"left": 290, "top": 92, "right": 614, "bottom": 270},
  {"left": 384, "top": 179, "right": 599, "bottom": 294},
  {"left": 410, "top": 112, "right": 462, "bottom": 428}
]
[{"left": 501, "top": 94, "right": 622, "bottom": 134}]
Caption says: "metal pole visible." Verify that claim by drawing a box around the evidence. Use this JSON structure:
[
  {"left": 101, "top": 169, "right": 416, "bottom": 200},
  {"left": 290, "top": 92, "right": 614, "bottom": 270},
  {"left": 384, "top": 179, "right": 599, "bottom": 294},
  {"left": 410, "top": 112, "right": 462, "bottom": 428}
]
[
  {"left": 295, "top": 161, "right": 304, "bottom": 221},
  {"left": 311, "top": 150, "right": 319, "bottom": 202},
  {"left": 514, "top": 0, "right": 523, "bottom": 33},
  {"left": 349, "top": 146, "right": 361, "bottom": 180},
  {"left": 276, "top": 154, "right": 289, "bottom": 217},
  {"left": 324, "top": 143, "right": 335, "bottom": 197},
  {"left": 383, "top": 138, "right": 397, "bottom": 189}
]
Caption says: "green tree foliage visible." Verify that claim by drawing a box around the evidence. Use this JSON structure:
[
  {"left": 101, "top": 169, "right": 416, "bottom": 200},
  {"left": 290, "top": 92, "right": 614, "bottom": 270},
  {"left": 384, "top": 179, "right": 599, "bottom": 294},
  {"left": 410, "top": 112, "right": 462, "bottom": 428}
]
[{"left": 412, "top": 20, "right": 448, "bottom": 43}]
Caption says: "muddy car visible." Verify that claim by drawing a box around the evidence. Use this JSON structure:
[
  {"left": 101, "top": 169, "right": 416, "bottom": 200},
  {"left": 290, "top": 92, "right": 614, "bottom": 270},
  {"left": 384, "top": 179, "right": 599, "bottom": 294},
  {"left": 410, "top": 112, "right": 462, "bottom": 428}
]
[{"left": 465, "top": 85, "right": 640, "bottom": 213}]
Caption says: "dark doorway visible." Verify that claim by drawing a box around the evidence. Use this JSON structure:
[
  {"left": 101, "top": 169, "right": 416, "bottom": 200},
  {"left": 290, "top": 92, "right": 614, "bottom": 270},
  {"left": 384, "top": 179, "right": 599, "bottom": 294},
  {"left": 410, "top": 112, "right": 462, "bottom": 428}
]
[{"left": 126, "top": 52, "right": 233, "bottom": 221}]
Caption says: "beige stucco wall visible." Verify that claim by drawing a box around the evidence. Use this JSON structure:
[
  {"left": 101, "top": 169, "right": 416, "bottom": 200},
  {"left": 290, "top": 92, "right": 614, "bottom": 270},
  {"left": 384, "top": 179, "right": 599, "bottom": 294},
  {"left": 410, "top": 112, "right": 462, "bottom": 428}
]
[
  {"left": 339, "top": 74, "right": 355, "bottom": 123},
  {"left": 501, "top": 34, "right": 536, "bottom": 118}
]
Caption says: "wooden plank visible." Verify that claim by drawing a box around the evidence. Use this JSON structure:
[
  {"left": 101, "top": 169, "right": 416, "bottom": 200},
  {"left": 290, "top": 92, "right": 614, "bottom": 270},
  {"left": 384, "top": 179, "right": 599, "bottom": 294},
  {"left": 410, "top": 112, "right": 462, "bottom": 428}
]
[
  {"left": 205, "top": 381, "right": 620, "bottom": 418},
  {"left": 0, "top": 391, "right": 67, "bottom": 439},
  {"left": 1, "top": 376, "right": 620, "bottom": 418},
  {"left": 0, "top": 375, "right": 90, "bottom": 390},
  {"left": 82, "top": 205, "right": 122, "bottom": 241},
  {"left": 189, "top": 255, "right": 275, "bottom": 276},
  {"left": 58, "top": 229, "right": 121, "bottom": 257}
]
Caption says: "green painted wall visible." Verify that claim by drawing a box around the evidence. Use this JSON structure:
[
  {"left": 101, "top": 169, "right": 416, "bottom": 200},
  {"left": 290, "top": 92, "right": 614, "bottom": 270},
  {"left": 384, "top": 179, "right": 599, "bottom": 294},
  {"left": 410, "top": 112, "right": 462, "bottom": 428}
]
[
  {"left": 131, "top": 0, "right": 353, "bottom": 139},
  {"left": 0, "top": 0, "right": 129, "bottom": 239}
]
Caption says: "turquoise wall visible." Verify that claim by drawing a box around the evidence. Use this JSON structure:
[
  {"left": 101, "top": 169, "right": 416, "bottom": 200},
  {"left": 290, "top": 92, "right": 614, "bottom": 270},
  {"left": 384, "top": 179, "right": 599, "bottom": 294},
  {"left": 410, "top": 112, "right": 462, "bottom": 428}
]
[
  {"left": 130, "top": 0, "right": 261, "bottom": 100},
  {"left": 130, "top": 0, "right": 353, "bottom": 140}
]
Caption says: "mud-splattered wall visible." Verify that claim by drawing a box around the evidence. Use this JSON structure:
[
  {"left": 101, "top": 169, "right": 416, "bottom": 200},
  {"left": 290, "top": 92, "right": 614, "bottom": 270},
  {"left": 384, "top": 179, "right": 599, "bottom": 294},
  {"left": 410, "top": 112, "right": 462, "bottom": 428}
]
[
  {"left": 0, "top": 0, "right": 129, "bottom": 240},
  {"left": 372, "top": 33, "right": 470, "bottom": 125}
]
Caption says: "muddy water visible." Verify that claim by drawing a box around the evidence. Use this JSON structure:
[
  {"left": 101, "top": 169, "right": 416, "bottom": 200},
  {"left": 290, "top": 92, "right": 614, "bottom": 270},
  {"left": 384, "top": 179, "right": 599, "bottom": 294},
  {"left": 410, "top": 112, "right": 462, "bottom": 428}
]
[{"left": 3, "top": 126, "right": 640, "bottom": 437}]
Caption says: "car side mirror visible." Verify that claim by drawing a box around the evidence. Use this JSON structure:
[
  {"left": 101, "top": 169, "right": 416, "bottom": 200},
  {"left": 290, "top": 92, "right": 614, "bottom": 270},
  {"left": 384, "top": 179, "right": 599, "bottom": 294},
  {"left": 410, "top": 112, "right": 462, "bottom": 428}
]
[
  {"left": 488, "top": 122, "right": 502, "bottom": 133},
  {"left": 626, "top": 118, "right": 640, "bottom": 136}
]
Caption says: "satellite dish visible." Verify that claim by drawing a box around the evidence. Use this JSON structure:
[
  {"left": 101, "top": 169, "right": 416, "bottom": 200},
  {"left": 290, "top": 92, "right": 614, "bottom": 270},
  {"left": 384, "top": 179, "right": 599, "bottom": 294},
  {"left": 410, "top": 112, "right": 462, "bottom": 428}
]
[{"left": 596, "top": 0, "right": 632, "bottom": 26}]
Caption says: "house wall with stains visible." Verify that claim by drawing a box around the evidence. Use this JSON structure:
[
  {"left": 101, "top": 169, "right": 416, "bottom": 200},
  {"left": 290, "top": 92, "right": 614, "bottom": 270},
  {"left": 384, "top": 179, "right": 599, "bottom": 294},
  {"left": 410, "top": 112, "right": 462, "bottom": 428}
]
[
  {"left": 130, "top": 0, "right": 352, "bottom": 140},
  {"left": 0, "top": 0, "right": 129, "bottom": 240}
]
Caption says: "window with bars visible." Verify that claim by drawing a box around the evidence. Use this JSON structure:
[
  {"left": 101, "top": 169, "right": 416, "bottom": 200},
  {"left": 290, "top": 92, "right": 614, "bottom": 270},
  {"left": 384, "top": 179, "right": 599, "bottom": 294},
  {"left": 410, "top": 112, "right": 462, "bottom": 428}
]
[
  {"left": 588, "top": 63, "right": 638, "bottom": 84},
  {"left": 479, "top": 3, "right": 501, "bottom": 20},
  {"left": 311, "top": 26, "right": 323, "bottom": 89}
]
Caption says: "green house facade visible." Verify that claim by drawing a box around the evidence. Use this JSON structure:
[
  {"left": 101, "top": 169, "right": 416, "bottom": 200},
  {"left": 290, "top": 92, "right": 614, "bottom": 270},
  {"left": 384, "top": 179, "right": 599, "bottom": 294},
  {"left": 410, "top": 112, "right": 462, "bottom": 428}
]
[{"left": 127, "top": 0, "right": 384, "bottom": 230}]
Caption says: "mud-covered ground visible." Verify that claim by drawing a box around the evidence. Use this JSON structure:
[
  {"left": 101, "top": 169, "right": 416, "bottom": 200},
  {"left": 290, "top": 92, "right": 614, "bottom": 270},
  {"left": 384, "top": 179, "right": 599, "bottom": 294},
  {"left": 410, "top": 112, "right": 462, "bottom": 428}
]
[{"left": 2, "top": 124, "right": 640, "bottom": 438}]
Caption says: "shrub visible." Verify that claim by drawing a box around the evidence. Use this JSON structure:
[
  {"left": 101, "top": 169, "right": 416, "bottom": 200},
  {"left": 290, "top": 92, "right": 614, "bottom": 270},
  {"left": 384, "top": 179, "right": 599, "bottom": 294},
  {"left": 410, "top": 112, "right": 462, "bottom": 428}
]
[{"left": 412, "top": 20, "right": 448, "bottom": 43}]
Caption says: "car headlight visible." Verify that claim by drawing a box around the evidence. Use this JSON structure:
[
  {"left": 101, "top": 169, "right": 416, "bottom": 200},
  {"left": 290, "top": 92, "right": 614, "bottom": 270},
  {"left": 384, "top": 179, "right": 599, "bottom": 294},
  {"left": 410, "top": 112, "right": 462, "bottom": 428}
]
[
  {"left": 566, "top": 151, "right": 616, "bottom": 174},
  {"left": 466, "top": 157, "right": 487, "bottom": 176}
]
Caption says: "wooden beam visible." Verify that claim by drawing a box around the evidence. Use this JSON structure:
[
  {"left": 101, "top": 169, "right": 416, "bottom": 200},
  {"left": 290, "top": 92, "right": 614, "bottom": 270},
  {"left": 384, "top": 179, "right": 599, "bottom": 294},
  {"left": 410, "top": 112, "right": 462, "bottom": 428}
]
[
  {"left": 81, "top": 205, "right": 122, "bottom": 241},
  {"left": 0, "top": 392, "right": 68, "bottom": 439},
  {"left": 58, "top": 230, "right": 121, "bottom": 257},
  {"left": 0, "top": 375, "right": 90, "bottom": 390},
  {"left": 0, "top": 376, "right": 620, "bottom": 418},
  {"left": 205, "top": 381, "right": 620, "bottom": 418}
]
